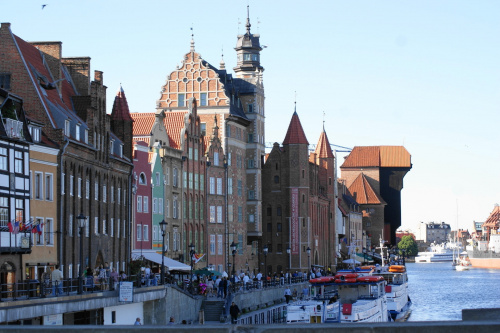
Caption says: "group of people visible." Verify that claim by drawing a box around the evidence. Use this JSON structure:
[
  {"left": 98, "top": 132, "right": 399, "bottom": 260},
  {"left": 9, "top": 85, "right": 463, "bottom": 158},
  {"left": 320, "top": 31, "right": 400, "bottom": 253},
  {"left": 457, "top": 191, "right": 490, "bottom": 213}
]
[{"left": 84, "top": 263, "right": 127, "bottom": 291}]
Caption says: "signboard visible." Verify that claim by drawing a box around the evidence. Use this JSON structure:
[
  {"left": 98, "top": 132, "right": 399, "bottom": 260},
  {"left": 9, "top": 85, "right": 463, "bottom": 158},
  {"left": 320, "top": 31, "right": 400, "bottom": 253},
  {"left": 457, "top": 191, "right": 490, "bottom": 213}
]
[
  {"left": 43, "top": 314, "right": 62, "bottom": 325},
  {"left": 119, "top": 282, "right": 133, "bottom": 302},
  {"left": 291, "top": 188, "right": 299, "bottom": 255}
]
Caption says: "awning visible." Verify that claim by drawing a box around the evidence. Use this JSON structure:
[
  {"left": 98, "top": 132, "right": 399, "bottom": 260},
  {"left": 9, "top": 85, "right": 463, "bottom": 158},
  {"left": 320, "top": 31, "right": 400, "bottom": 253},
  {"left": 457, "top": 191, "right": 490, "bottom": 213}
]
[{"left": 131, "top": 251, "right": 191, "bottom": 271}]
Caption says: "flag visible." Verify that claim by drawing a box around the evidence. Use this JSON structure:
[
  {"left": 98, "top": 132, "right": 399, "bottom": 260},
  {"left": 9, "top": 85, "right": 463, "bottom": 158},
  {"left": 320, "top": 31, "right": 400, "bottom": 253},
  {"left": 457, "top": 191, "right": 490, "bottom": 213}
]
[
  {"left": 7, "top": 220, "right": 13, "bottom": 233},
  {"left": 192, "top": 253, "right": 205, "bottom": 264},
  {"left": 35, "top": 223, "right": 43, "bottom": 236},
  {"left": 13, "top": 221, "right": 20, "bottom": 235}
]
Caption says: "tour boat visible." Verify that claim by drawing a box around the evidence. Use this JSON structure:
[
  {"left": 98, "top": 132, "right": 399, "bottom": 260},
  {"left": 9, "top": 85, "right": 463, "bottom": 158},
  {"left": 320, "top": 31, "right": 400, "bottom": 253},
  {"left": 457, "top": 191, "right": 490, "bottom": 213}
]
[
  {"left": 286, "top": 272, "right": 389, "bottom": 323},
  {"left": 415, "top": 243, "right": 457, "bottom": 263},
  {"left": 372, "top": 265, "right": 412, "bottom": 321}
]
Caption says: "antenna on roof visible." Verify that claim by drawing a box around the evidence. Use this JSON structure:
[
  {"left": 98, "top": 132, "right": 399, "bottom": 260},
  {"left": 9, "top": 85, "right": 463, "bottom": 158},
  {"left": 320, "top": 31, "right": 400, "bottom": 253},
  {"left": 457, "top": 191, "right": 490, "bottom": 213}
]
[
  {"left": 294, "top": 91, "right": 297, "bottom": 114},
  {"left": 323, "top": 111, "right": 326, "bottom": 131},
  {"left": 190, "top": 25, "right": 195, "bottom": 52}
]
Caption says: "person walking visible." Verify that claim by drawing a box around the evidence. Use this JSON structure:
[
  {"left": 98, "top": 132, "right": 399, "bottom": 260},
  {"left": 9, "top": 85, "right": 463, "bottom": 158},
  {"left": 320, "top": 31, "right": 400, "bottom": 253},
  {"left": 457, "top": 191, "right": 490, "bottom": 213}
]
[
  {"left": 216, "top": 276, "right": 223, "bottom": 298},
  {"left": 51, "top": 265, "right": 63, "bottom": 296},
  {"left": 284, "top": 286, "right": 292, "bottom": 304},
  {"left": 222, "top": 277, "right": 228, "bottom": 299},
  {"left": 134, "top": 317, "right": 142, "bottom": 325},
  {"left": 229, "top": 301, "right": 240, "bottom": 324}
]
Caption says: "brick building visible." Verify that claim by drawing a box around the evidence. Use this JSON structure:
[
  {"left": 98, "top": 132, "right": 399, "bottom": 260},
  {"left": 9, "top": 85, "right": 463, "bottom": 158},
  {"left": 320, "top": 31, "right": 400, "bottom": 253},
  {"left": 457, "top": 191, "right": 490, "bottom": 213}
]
[
  {"left": 0, "top": 23, "right": 134, "bottom": 280},
  {"left": 262, "top": 112, "right": 337, "bottom": 275}
]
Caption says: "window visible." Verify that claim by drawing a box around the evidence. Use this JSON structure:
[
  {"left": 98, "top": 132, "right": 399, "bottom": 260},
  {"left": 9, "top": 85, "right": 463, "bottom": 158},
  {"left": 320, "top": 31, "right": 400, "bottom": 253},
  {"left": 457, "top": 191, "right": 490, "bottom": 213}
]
[
  {"left": 217, "top": 206, "right": 223, "bottom": 223},
  {"left": 214, "top": 152, "right": 219, "bottom": 166},
  {"left": 209, "top": 177, "right": 215, "bottom": 194},
  {"left": 0, "top": 74, "right": 11, "bottom": 90},
  {"left": 243, "top": 53, "right": 251, "bottom": 61},
  {"left": 249, "top": 214, "right": 255, "bottom": 223},
  {"left": 64, "top": 120, "right": 70, "bottom": 136},
  {"left": 35, "top": 218, "right": 44, "bottom": 245},
  {"left": 195, "top": 148, "right": 198, "bottom": 161},
  {"left": 201, "top": 123, "right": 206, "bottom": 136},
  {"left": 137, "top": 196, "right": 143, "bottom": 212},
  {"left": 173, "top": 168, "right": 178, "bottom": 187},
  {"left": 102, "top": 219, "right": 107, "bottom": 235},
  {"left": 95, "top": 181, "right": 99, "bottom": 200},
  {"left": 153, "top": 198, "right": 158, "bottom": 213},
  {"left": 194, "top": 173, "right": 199, "bottom": 190},
  {"left": 238, "top": 206, "right": 242, "bottom": 222},
  {"left": 0, "top": 197, "right": 8, "bottom": 228},
  {"left": 110, "top": 218, "right": 114, "bottom": 237},
  {"left": 277, "top": 206, "right": 282, "bottom": 216},
  {"left": 143, "top": 225, "right": 149, "bottom": 241},
  {"left": 117, "top": 219, "right": 120, "bottom": 238},
  {"left": 200, "top": 175, "right": 204, "bottom": 191},
  {"left": 277, "top": 223, "right": 282, "bottom": 232},
  {"left": 29, "top": 126, "right": 41, "bottom": 143},
  {"left": 165, "top": 168, "right": 170, "bottom": 185},
  {"left": 14, "top": 151, "right": 23, "bottom": 173},
  {"left": 0, "top": 148, "right": 7, "bottom": 171},
  {"left": 226, "top": 124, "right": 231, "bottom": 138},
  {"left": 45, "top": 219, "right": 53, "bottom": 245},
  {"left": 86, "top": 180, "right": 90, "bottom": 199},
  {"left": 183, "top": 171, "right": 187, "bottom": 188},
  {"left": 166, "top": 199, "right": 170, "bottom": 217},
  {"left": 227, "top": 152, "right": 231, "bottom": 166},
  {"left": 137, "top": 224, "right": 142, "bottom": 240},
  {"left": 228, "top": 178, "right": 233, "bottom": 195},
  {"left": 95, "top": 217, "right": 99, "bottom": 235},
  {"left": 237, "top": 180, "right": 242, "bottom": 196},
  {"left": 267, "top": 206, "right": 272, "bottom": 216},
  {"left": 248, "top": 133, "right": 254, "bottom": 143},
  {"left": 139, "top": 173, "right": 146, "bottom": 185},
  {"left": 248, "top": 190, "right": 255, "bottom": 200},
  {"left": 217, "top": 178, "right": 222, "bottom": 195},
  {"left": 200, "top": 93, "right": 207, "bottom": 106},
  {"left": 248, "top": 104, "right": 253, "bottom": 113},
  {"left": 189, "top": 172, "right": 193, "bottom": 189},
  {"left": 34, "top": 172, "right": 43, "bottom": 199},
  {"left": 178, "top": 93, "right": 185, "bottom": 107},
  {"left": 210, "top": 234, "right": 215, "bottom": 254},
  {"left": 274, "top": 176, "right": 279, "bottom": 184},
  {"left": 159, "top": 198, "right": 163, "bottom": 214},
  {"left": 70, "top": 175, "right": 74, "bottom": 196},
  {"left": 85, "top": 129, "right": 89, "bottom": 144},
  {"left": 248, "top": 159, "right": 254, "bottom": 169},
  {"left": 76, "top": 124, "right": 80, "bottom": 141},
  {"left": 189, "top": 147, "right": 193, "bottom": 160},
  {"left": 45, "top": 174, "right": 53, "bottom": 201},
  {"left": 217, "top": 234, "right": 223, "bottom": 255},
  {"left": 228, "top": 205, "right": 233, "bottom": 222},
  {"left": 155, "top": 172, "right": 160, "bottom": 186},
  {"left": 15, "top": 199, "right": 24, "bottom": 224},
  {"left": 111, "top": 186, "right": 114, "bottom": 203},
  {"left": 210, "top": 206, "right": 215, "bottom": 223},
  {"left": 143, "top": 196, "right": 149, "bottom": 213},
  {"left": 78, "top": 178, "right": 82, "bottom": 198},
  {"left": 103, "top": 184, "right": 107, "bottom": 202},
  {"left": 123, "top": 220, "right": 126, "bottom": 238},
  {"left": 173, "top": 197, "right": 178, "bottom": 218}
]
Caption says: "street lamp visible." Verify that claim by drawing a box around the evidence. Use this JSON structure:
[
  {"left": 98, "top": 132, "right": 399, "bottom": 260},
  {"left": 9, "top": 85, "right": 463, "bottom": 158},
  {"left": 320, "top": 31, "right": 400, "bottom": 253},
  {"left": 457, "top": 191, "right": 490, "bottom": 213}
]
[
  {"left": 286, "top": 246, "right": 291, "bottom": 283},
  {"left": 230, "top": 241, "right": 237, "bottom": 277},
  {"left": 189, "top": 243, "right": 195, "bottom": 288},
  {"left": 159, "top": 219, "right": 168, "bottom": 285},
  {"left": 263, "top": 244, "right": 268, "bottom": 283},
  {"left": 306, "top": 247, "right": 311, "bottom": 274},
  {"left": 76, "top": 213, "right": 87, "bottom": 295}
]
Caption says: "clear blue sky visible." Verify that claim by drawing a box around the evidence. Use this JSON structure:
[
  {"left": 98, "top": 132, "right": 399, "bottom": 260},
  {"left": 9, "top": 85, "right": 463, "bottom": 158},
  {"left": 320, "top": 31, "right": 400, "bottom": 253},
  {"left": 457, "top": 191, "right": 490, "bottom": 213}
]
[{"left": 5, "top": 0, "right": 500, "bottom": 235}]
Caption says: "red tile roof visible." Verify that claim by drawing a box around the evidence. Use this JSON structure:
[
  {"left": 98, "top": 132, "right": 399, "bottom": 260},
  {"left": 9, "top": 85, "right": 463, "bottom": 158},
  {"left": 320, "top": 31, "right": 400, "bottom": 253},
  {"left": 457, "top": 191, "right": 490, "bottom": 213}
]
[
  {"left": 111, "top": 86, "right": 133, "bottom": 121},
  {"left": 131, "top": 111, "right": 187, "bottom": 150},
  {"left": 341, "top": 146, "right": 411, "bottom": 168},
  {"left": 347, "top": 173, "right": 384, "bottom": 205},
  {"left": 283, "top": 111, "right": 309, "bottom": 145},
  {"left": 314, "top": 130, "right": 334, "bottom": 158},
  {"left": 483, "top": 205, "right": 500, "bottom": 229}
]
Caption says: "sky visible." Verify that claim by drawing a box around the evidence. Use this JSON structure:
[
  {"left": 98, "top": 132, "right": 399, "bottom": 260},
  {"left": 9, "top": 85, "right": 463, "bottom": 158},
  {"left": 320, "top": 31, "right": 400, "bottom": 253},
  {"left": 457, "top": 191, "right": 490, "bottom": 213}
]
[{"left": 4, "top": 0, "right": 500, "bottom": 234}]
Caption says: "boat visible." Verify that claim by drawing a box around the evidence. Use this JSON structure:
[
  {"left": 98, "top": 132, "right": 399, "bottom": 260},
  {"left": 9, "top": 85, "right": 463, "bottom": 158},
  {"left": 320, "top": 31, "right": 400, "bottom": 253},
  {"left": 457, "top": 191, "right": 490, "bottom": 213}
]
[
  {"left": 415, "top": 242, "right": 457, "bottom": 263},
  {"left": 466, "top": 234, "right": 500, "bottom": 269},
  {"left": 373, "top": 265, "right": 412, "bottom": 321},
  {"left": 286, "top": 272, "right": 389, "bottom": 323},
  {"left": 454, "top": 255, "right": 472, "bottom": 271}
]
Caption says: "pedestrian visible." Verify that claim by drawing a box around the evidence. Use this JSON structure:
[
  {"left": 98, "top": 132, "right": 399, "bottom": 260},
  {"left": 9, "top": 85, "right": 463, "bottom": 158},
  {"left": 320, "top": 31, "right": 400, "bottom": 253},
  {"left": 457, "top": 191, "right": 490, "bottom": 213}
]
[
  {"left": 216, "top": 276, "right": 223, "bottom": 298},
  {"left": 222, "top": 277, "right": 228, "bottom": 298},
  {"left": 144, "top": 265, "right": 151, "bottom": 286},
  {"left": 98, "top": 264, "right": 106, "bottom": 290},
  {"left": 168, "top": 317, "right": 175, "bottom": 325},
  {"left": 284, "top": 286, "right": 292, "bottom": 304},
  {"left": 51, "top": 264, "right": 63, "bottom": 296},
  {"left": 134, "top": 317, "right": 141, "bottom": 325},
  {"left": 229, "top": 301, "right": 240, "bottom": 324}
]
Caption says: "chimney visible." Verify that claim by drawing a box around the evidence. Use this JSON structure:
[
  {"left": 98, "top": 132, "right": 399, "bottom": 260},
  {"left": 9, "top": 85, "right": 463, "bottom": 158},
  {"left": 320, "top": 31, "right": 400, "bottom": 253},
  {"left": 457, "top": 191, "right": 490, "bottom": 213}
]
[
  {"left": 61, "top": 57, "right": 91, "bottom": 95},
  {"left": 29, "top": 41, "right": 62, "bottom": 88},
  {"left": 94, "top": 70, "right": 103, "bottom": 83},
  {"left": 1, "top": 23, "right": 11, "bottom": 29}
]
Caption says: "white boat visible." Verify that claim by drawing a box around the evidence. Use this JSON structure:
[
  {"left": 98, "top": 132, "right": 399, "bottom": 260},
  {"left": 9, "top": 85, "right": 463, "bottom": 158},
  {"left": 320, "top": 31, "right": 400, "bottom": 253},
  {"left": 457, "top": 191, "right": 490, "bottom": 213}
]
[
  {"left": 415, "top": 243, "right": 459, "bottom": 263},
  {"left": 454, "top": 255, "right": 472, "bottom": 271},
  {"left": 287, "top": 274, "right": 389, "bottom": 323},
  {"left": 373, "top": 265, "right": 411, "bottom": 321}
]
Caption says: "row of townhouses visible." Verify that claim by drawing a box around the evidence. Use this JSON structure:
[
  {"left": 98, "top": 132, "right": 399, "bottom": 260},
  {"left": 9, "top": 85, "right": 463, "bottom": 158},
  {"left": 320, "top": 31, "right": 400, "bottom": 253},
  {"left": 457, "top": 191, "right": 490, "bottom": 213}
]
[{"left": 0, "top": 16, "right": 412, "bottom": 288}]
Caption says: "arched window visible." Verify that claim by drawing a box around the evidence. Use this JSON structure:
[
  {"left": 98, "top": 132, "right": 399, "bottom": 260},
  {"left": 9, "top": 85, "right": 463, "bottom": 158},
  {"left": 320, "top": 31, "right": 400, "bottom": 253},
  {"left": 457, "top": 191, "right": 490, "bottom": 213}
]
[{"left": 139, "top": 172, "right": 147, "bottom": 185}]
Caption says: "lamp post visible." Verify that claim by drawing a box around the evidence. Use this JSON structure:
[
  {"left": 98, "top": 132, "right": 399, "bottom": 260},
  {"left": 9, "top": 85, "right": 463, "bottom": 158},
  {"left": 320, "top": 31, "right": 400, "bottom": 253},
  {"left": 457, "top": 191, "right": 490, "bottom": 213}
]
[
  {"left": 159, "top": 219, "right": 168, "bottom": 285},
  {"left": 286, "top": 246, "right": 291, "bottom": 283},
  {"left": 230, "top": 241, "right": 237, "bottom": 277},
  {"left": 76, "top": 213, "right": 87, "bottom": 295},
  {"left": 263, "top": 244, "right": 268, "bottom": 284},
  {"left": 306, "top": 247, "right": 311, "bottom": 275},
  {"left": 189, "top": 243, "right": 195, "bottom": 288}
]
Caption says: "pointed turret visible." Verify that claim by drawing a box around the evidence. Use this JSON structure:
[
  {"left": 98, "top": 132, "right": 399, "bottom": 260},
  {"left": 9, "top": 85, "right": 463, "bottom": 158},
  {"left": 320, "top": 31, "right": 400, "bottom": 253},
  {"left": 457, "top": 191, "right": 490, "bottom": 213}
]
[
  {"left": 111, "top": 86, "right": 133, "bottom": 160},
  {"left": 283, "top": 110, "right": 309, "bottom": 145},
  {"left": 315, "top": 130, "right": 334, "bottom": 158}
]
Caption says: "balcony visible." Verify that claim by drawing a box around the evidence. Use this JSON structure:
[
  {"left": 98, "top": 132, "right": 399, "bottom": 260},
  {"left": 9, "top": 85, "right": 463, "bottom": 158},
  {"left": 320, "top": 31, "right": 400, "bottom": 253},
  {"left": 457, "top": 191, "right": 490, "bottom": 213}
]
[{"left": 4, "top": 118, "right": 24, "bottom": 139}]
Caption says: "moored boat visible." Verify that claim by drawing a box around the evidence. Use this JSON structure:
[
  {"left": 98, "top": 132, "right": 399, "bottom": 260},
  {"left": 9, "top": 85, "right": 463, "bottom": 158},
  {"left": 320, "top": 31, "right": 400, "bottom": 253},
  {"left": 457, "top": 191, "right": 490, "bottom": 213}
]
[{"left": 466, "top": 234, "right": 500, "bottom": 269}]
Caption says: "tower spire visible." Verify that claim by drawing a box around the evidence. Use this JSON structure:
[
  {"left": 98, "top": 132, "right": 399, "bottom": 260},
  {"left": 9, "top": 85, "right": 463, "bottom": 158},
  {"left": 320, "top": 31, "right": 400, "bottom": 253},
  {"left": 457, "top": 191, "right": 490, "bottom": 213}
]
[
  {"left": 246, "top": 5, "right": 251, "bottom": 35},
  {"left": 190, "top": 26, "right": 195, "bottom": 52}
]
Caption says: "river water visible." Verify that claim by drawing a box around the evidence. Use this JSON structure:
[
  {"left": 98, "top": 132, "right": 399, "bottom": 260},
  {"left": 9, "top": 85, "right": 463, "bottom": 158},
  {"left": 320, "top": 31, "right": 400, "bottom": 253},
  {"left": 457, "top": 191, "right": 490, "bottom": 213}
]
[{"left": 406, "top": 262, "right": 500, "bottom": 321}]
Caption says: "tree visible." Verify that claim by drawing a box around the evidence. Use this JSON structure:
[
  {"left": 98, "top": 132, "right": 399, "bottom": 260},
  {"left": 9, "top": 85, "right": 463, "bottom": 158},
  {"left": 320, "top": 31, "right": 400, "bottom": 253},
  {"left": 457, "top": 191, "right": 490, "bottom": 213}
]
[{"left": 397, "top": 235, "right": 419, "bottom": 257}]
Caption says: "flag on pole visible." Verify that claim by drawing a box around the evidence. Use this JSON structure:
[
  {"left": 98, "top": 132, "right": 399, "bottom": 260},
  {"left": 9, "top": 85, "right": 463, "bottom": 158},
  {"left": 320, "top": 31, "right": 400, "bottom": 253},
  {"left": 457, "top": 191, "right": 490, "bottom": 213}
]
[
  {"left": 13, "top": 221, "right": 20, "bottom": 234},
  {"left": 192, "top": 253, "right": 205, "bottom": 264},
  {"left": 7, "top": 220, "right": 13, "bottom": 233}
]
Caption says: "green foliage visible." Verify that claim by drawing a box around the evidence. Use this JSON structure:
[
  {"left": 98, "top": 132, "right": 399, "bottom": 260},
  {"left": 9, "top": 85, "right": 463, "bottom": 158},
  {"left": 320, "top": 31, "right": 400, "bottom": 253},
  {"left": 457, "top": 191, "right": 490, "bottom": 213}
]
[
  {"left": 128, "top": 259, "right": 144, "bottom": 276},
  {"left": 397, "top": 235, "right": 419, "bottom": 257},
  {"left": 1, "top": 102, "right": 17, "bottom": 120}
]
